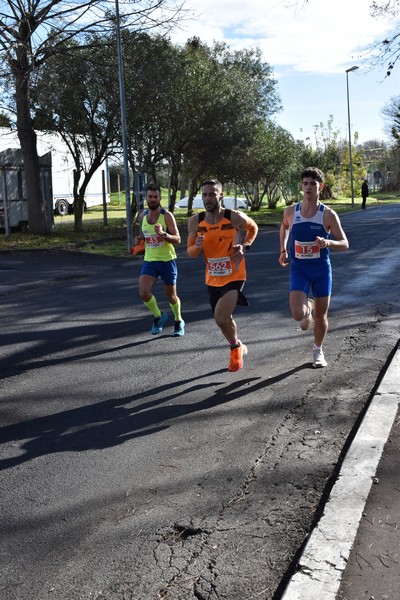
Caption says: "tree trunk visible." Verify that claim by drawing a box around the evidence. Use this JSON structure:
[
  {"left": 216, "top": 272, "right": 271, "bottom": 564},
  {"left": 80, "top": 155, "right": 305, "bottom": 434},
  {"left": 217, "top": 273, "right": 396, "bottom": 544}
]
[
  {"left": 73, "top": 167, "right": 84, "bottom": 232},
  {"left": 168, "top": 165, "right": 180, "bottom": 212},
  {"left": 253, "top": 185, "right": 260, "bottom": 210},
  {"left": 14, "top": 65, "right": 51, "bottom": 234},
  {"left": 74, "top": 192, "right": 85, "bottom": 232}
]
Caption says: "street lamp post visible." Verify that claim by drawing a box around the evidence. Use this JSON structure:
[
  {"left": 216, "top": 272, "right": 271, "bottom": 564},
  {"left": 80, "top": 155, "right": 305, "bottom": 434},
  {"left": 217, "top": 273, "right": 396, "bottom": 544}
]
[
  {"left": 346, "top": 65, "right": 359, "bottom": 207},
  {"left": 115, "top": 0, "right": 133, "bottom": 252}
]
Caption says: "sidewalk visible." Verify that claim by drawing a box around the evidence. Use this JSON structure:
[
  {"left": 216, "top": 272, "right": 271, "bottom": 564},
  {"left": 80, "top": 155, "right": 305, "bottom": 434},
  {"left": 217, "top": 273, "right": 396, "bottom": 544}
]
[
  {"left": 281, "top": 343, "right": 400, "bottom": 600},
  {"left": 337, "top": 400, "right": 400, "bottom": 600}
]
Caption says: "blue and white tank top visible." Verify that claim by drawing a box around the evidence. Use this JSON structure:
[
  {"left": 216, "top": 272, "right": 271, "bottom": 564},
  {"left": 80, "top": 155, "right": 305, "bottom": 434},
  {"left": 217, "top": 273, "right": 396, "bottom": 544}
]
[{"left": 290, "top": 202, "right": 330, "bottom": 265}]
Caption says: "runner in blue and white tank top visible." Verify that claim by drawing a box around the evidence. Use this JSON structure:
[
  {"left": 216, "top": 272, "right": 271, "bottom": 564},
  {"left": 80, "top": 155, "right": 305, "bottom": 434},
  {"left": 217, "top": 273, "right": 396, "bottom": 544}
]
[
  {"left": 279, "top": 167, "right": 349, "bottom": 368},
  {"left": 290, "top": 201, "right": 332, "bottom": 299}
]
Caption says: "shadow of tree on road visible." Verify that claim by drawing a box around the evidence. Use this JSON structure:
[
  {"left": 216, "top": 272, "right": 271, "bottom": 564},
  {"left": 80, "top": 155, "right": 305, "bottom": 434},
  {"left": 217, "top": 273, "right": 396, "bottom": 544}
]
[{"left": 0, "top": 364, "right": 309, "bottom": 471}]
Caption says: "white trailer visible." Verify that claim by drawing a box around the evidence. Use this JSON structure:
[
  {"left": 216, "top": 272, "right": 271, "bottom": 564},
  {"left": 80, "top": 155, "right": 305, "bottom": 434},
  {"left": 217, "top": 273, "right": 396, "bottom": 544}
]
[{"left": 0, "top": 127, "right": 109, "bottom": 220}]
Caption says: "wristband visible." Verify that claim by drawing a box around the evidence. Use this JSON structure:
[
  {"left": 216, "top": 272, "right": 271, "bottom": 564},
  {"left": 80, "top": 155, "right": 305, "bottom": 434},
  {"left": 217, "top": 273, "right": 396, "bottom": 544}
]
[{"left": 280, "top": 250, "right": 287, "bottom": 254}]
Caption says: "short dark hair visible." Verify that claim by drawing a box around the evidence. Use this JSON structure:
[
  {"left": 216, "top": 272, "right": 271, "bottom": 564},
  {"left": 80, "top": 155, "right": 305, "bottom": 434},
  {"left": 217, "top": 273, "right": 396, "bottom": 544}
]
[
  {"left": 201, "top": 179, "right": 222, "bottom": 191},
  {"left": 146, "top": 183, "right": 161, "bottom": 193},
  {"left": 301, "top": 167, "right": 324, "bottom": 183}
]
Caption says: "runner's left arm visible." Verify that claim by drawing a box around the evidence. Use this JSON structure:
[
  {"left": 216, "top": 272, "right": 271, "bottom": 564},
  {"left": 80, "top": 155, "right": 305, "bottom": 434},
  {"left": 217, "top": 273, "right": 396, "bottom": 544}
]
[
  {"left": 231, "top": 211, "right": 258, "bottom": 252},
  {"left": 318, "top": 209, "right": 349, "bottom": 251},
  {"left": 156, "top": 211, "right": 181, "bottom": 245},
  {"left": 229, "top": 212, "right": 258, "bottom": 263}
]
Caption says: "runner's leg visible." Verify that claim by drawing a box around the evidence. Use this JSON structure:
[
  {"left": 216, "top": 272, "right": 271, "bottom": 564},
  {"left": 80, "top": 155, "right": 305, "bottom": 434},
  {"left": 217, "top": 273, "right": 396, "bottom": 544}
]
[
  {"left": 313, "top": 296, "right": 330, "bottom": 347},
  {"left": 289, "top": 290, "right": 310, "bottom": 322},
  {"left": 214, "top": 289, "right": 239, "bottom": 342},
  {"left": 165, "top": 284, "right": 183, "bottom": 322},
  {"left": 139, "top": 274, "right": 161, "bottom": 317},
  {"left": 164, "top": 283, "right": 178, "bottom": 305}
]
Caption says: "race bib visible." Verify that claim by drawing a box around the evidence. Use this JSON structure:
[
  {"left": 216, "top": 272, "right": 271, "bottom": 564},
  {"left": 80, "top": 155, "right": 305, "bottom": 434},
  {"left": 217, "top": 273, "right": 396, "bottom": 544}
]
[
  {"left": 294, "top": 240, "right": 321, "bottom": 259},
  {"left": 208, "top": 256, "right": 232, "bottom": 276},
  {"left": 145, "top": 233, "right": 164, "bottom": 248}
]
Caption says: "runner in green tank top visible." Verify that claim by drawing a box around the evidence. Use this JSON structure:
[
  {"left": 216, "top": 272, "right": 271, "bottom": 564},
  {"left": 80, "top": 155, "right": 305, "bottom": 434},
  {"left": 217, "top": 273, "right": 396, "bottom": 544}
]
[{"left": 133, "top": 184, "right": 184, "bottom": 336}]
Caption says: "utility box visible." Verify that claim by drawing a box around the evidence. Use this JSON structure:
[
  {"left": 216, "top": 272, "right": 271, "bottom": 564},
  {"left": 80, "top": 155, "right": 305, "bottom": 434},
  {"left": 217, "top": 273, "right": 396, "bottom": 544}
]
[
  {"left": 0, "top": 128, "right": 110, "bottom": 218},
  {"left": 0, "top": 148, "right": 53, "bottom": 234},
  {"left": 133, "top": 172, "right": 147, "bottom": 212}
]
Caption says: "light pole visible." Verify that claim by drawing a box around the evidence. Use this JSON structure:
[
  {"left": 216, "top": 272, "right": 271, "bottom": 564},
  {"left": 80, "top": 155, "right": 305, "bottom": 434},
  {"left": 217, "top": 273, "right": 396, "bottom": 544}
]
[
  {"left": 346, "top": 65, "right": 359, "bottom": 207},
  {"left": 115, "top": 0, "right": 133, "bottom": 252}
]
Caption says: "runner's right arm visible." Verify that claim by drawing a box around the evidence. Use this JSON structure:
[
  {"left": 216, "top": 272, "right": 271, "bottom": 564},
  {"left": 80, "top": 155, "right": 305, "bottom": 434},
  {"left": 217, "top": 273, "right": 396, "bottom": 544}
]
[
  {"left": 279, "top": 206, "right": 293, "bottom": 267},
  {"left": 187, "top": 215, "right": 202, "bottom": 258},
  {"left": 133, "top": 210, "right": 145, "bottom": 245}
]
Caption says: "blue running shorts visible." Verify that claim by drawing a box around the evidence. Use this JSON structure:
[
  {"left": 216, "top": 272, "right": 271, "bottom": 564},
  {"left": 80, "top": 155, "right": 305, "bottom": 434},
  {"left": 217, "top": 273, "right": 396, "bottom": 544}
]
[
  {"left": 290, "top": 261, "right": 332, "bottom": 297},
  {"left": 140, "top": 260, "right": 178, "bottom": 286}
]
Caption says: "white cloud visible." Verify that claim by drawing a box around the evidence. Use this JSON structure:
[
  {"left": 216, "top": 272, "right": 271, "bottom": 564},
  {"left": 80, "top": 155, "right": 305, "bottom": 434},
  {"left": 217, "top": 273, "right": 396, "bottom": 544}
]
[
  {"left": 171, "top": 0, "right": 398, "bottom": 74},
  {"left": 167, "top": 0, "right": 400, "bottom": 144}
]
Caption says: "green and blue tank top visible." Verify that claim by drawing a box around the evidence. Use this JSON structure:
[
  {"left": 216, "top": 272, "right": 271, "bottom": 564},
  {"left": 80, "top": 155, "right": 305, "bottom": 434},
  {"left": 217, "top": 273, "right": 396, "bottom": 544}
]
[{"left": 141, "top": 208, "right": 176, "bottom": 262}]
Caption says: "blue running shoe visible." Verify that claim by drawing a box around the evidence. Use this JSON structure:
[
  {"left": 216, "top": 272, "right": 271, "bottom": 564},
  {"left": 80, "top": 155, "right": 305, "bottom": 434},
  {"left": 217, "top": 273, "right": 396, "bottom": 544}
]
[
  {"left": 151, "top": 312, "right": 168, "bottom": 335},
  {"left": 173, "top": 320, "right": 185, "bottom": 337}
]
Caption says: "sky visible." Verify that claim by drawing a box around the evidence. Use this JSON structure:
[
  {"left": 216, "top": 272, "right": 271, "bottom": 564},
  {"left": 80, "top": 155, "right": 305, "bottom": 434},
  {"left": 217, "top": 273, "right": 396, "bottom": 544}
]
[{"left": 168, "top": 0, "right": 400, "bottom": 146}]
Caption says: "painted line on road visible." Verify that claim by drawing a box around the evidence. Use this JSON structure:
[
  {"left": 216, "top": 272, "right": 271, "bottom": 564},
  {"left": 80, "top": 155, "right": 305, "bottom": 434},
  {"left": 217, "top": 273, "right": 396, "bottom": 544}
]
[{"left": 281, "top": 346, "right": 400, "bottom": 600}]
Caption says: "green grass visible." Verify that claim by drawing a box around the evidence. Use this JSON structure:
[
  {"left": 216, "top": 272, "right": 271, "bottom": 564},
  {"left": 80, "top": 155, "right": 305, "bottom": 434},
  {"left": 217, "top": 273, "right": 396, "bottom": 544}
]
[{"left": 1, "top": 192, "right": 399, "bottom": 257}]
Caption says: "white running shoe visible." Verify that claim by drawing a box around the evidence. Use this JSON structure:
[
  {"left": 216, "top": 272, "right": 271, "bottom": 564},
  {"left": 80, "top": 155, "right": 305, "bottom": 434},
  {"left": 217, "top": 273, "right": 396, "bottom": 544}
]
[
  {"left": 300, "top": 298, "right": 314, "bottom": 331},
  {"left": 313, "top": 346, "right": 327, "bottom": 368}
]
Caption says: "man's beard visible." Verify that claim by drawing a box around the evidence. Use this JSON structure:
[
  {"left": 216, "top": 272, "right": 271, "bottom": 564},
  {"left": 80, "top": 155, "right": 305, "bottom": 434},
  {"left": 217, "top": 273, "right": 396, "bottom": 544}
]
[
  {"left": 205, "top": 201, "right": 219, "bottom": 213},
  {"left": 148, "top": 201, "right": 160, "bottom": 210}
]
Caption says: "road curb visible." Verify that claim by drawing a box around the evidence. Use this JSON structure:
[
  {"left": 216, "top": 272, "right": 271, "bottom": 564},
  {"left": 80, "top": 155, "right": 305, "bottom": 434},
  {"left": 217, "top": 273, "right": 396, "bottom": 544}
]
[{"left": 281, "top": 345, "right": 400, "bottom": 600}]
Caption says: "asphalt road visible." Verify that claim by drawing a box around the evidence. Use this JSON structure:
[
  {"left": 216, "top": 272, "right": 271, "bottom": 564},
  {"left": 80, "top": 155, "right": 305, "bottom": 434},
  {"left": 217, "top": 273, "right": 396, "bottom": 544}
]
[{"left": 1, "top": 204, "right": 399, "bottom": 600}]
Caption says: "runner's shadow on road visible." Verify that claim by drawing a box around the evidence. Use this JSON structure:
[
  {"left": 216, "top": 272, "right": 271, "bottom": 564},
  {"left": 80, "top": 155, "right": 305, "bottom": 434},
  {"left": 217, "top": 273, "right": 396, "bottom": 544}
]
[
  {"left": 0, "top": 364, "right": 309, "bottom": 471},
  {"left": 0, "top": 323, "right": 183, "bottom": 380}
]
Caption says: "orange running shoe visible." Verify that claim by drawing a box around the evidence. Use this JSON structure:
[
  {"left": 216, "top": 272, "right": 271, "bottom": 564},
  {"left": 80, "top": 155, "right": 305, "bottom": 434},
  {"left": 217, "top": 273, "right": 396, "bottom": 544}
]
[{"left": 228, "top": 342, "right": 248, "bottom": 372}]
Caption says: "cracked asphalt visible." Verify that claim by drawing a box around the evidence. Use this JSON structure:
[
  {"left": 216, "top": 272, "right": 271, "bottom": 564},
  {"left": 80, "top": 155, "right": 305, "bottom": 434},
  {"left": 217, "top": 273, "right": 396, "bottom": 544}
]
[{"left": 0, "top": 204, "right": 399, "bottom": 600}]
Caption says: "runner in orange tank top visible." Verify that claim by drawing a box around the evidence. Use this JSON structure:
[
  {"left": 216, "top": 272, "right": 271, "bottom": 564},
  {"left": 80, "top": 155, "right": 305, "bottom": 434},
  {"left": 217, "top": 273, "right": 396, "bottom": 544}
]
[{"left": 187, "top": 179, "right": 258, "bottom": 372}]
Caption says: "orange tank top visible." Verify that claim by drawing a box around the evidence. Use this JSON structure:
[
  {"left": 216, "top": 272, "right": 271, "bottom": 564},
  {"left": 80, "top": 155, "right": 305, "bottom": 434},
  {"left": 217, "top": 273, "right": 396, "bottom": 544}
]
[{"left": 197, "top": 210, "right": 247, "bottom": 286}]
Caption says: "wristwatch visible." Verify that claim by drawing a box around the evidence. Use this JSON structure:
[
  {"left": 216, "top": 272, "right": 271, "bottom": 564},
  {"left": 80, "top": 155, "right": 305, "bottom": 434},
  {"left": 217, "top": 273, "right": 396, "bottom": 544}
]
[
  {"left": 162, "top": 232, "right": 168, "bottom": 239},
  {"left": 243, "top": 244, "right": 251, "bottom": 252}
]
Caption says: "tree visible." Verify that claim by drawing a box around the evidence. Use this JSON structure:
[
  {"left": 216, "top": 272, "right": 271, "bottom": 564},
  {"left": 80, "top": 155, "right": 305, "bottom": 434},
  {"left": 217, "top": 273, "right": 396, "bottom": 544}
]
[
  {"left": 335, "top": 136, "right": 366, "bottom": 198},
  {"left": 381, "top": 95, "right": 400, "bottom": 144},
  {"left": 0, "top": 0, "right": 184, "bottom": 234},
  {"left": 122, "top": 35, "right": 280, "bottom": 215},
  {"left": 293, "top": 116, "right": 342, "bottom": 199},
  {"left": 367, "top": 1, "right": 400, "bottom": 76},
  {"left": 121, "top": 30, "right": 187, "bottom": 213},
  {"left": 31, "top": 36, "right": 121, "bottom": 231},
  {"left": 233, "top": 121, "right": 299, "bottom": 210},
  {"left": 0, "top": 112, "right": 11, "bottom": 127},
  {"left": 293, "top": 115, "right": 368, "bottom": 199},
  {"left": 171, "top": 39, "right": 281, "bottom": 213},
  {"left": 361, "top": 139, "right": 400, "bottom": 190},
  {"left": 383, "top": 143, "right": 400, "bottom": 189}
]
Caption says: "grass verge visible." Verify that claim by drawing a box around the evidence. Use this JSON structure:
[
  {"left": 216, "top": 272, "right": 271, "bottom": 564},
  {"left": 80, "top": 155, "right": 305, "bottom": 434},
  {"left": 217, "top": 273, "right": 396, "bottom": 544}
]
[{"left": 1, "top": 193, "right": 399, "bottom": 258}]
